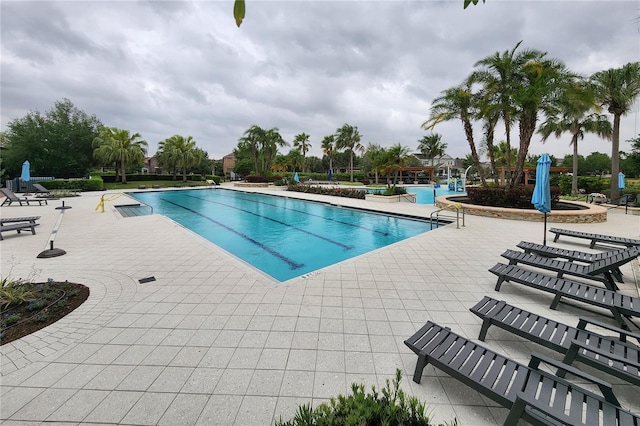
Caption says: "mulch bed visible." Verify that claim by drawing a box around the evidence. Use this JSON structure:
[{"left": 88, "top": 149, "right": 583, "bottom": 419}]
[{"left": 1, "top": 280, "right": 89, "bottom": 345}]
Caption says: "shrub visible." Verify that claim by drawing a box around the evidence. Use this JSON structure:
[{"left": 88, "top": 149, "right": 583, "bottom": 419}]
[
  {"left": 276, "top": 369, "right": 456, "bottom": 426},
  {"left": 246, "top": 175, "right": 271, "bottom": 183},
  {"left": 373, "top": 186, "right": 408, "bottom": 196},
  {"left": 0, "top": 277, "right": 35, "bottom": 309},
  {"left": 466, "top": 186, "right": 561, "bottom": 209},
  {"left": 287, "top": 184, "right": 366, "bottom": 199},
  {"left": 38, "top": 177, "right": 103, "bottom": 192}
]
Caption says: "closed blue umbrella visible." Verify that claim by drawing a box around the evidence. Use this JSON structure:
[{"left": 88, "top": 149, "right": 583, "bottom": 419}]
[
  {"left": 531, "top": 154, "right": 551, "bottom": 245},
  {"left": 618, "top": 172, "right": 625, "bottom": 190},
  {"left": 293, "top": 172, "right": 299, "bottom": 183},
  {"left": 21, "top": 160, "right": 31, "bottom": 193},
  {"left": 328, "top": 168, "right": 333, "bottom": 180}
]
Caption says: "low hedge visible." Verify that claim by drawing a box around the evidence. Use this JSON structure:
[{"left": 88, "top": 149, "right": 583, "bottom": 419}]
[
  {"left": 466, "top": 186, "right": 561, "bottom": 209},
  {"left": 37, "top": 177, "right": 104, "bottom": 191},
  {"left": 287, "top": 184, "right": 366, "bottom": 199},
  {"left": 558, "top": 175, "right": 607, "bottom": 195},
  {"left": 99, "top": 174, "right": 206, "bottom": 183}
]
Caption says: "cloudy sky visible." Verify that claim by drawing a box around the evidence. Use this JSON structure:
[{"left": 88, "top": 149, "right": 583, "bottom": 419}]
[{"left": 2, "top": 1, "right": 639, "bottom": 164}]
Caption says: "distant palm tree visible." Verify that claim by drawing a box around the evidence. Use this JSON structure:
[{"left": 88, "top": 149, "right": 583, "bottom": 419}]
[
  {"left": 261, "top": 128, "right": 288, "bottom": 176},
  {"left": 93, "top": 127, "right": 147, "bottom": 184},
  {"left": 539, "top": 80, "right": 612, "bottom": 195},
  {"left": 417, "top": 133, "right": 447, "bottom": 167},
  {"left": 287, "top": 149, "right": 304, "bottom": 176},
  {"left": 385, "top": 144, "right": 412, "bottom": 187},
  {"left": 159, "top": 135, "right": 199, "bottom": 182},
  {"left": 335, "top": 123, "right": 364, "bottom": 182},
  {"left": 321, "top": 135, "right": 335, "bottom": 175},
  {"left": 238, "top": 125, "right": 264, "bottom": 175},
  {"left": 590, "top": 62, "right": 640, "bottom": 201},
  {"left": 293, "top": 133, "right": 311, "bottom": 171}
]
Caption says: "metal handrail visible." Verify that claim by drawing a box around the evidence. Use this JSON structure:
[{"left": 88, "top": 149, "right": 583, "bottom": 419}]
[{"left": 430, "top": 204, "right": 465, "bottom": 230}]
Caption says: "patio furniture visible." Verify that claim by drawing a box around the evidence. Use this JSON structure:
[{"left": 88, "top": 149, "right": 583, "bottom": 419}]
[
  {"left": 0, "top": 216, "right": 40, "bottom": 240},
  {"left": 470, "top": 296, "right": 640, "bottom": 386},
  {"left": 549, "top": 227, "right": 640, "bottom": 249},
  {"left": 500, "top": 248, "right": 638, "bottom": 291},
  {"left": 32, "top": 183, "right": 50, "bottom": 196},
  {"left": 489, "top": 263, "right": 640, "bottom": 330},
  {"left": 403, "top": 321, "right": 634, "bottom": 425},
  {"left": 0, "top": 188, "right": 48, "bottom": 206},
  {"left": 516, "top": 241, "right": 631, "bottom": 283}
]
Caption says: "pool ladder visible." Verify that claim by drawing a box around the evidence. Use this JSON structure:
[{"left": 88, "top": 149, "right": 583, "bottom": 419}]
[{"left": 430, "top": 204, "right": 465, "bottom": 230}]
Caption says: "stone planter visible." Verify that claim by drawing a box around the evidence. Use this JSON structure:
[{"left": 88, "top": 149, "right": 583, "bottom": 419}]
[{"left": 365, "top": 193, "right": 416, "bottom": 203}]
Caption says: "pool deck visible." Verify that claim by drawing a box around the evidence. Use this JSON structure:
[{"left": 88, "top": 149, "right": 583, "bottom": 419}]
[{"left": 1, "top": 184, "right": 639, "bottom": 425}]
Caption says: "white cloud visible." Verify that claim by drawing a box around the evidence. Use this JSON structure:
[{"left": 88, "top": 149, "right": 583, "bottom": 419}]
[{"left": 2, "top": 0, "right": 639, "bottom": 163}]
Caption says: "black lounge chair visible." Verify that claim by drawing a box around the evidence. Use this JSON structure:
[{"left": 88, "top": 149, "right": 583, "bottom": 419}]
[
  {"left": 549, "top": 227, "right": 640, "bottom": 249},
  {"left": 0, "top": 216, "right": 40, "bottom": 240},
  {"left": 516, "top": 241, "right": 632, "bottom": 283},
  {"left": 404, "top": 321, "right": 638, "bottom": 425},
  {"left": 489, "top": 263, "right": 640, "bottom": 330},
  {"left": 32, "top": 183, "right": 50, "bottom": 196},
  {"left": 1, "top": 188, "right": 48, "bottom": 206},
  {"left": 470, "top": 296, "right": 640, "bottom": 386},
  {"left": 500, "top": 248, "right": 639, "bottom": 291}
]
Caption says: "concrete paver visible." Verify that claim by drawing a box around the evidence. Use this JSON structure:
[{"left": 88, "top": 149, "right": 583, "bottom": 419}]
[{"left": 1, "top": 186, "right": 639, "bottom": 425}]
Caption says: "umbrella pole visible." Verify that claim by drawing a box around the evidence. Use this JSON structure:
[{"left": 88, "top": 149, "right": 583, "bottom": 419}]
[{"left": 543, "top": 213, "right": 547, "bottom": 246}]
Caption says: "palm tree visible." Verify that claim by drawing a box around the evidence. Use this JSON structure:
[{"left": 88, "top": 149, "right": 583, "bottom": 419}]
[
  {"left": 238, "top": 125, "right": 264, "bottom": 176},
  {"left": 287, "top": 149, "right": 304, "bottom": 176},
  {"left": 293, "top": 133, "right": 311, "bottom": 171},
  {"left": 417, "top": 133, "right": 447, "bottom": 167},
  {"left": 471, "top": 42, "right": 532, "bottom": 182},
  {"left": 93, "top": 127, "right": 147, "bottom": 184},
  {"left": 385, "top": 144, "right": 412, "bottom": 187},
  {"left": 590, "top": 62, "right": 640, "bottom": 201},
  {"left": 539, "top": 80, "right": 612, "bottom": 195},
  {"left": 334, "top": 123, "right": 364, "bottom": 182},
  {"left": 159, "top": 135, "right": 199, "bottom": 182},
  {"left": 321, "top": 135, "right": 335, "bottom": 175},
  {"left": 261, "top": 128, "right": 288, "bottom": 176},
  {"left": 423, "top": 82, "right": 488, "bottom": 186},
  {"left": 363, "top": 143, "right": 386, "bottom": 184}
]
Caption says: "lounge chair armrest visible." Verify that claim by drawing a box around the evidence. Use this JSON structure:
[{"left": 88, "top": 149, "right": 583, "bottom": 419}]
[
  {"left": 569, "top": 339, "right": 638, "bottom": 367},
  {"left": 577, "top": 317, "right": 640, "bottom": 343},
  {"left": 528, "top": 352, "right": 619, "bottom": 405}
]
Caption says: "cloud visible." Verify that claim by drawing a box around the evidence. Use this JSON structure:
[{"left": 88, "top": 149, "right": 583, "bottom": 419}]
[{"left": 1, "top": 0, "right": 639, "bottom": 163}]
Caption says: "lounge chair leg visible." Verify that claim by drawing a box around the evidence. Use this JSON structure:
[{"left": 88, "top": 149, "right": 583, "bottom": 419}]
[
  {"left": 495, "top": 277, "right": 505, "bottom": 292},
  {"left": 590, "top": 240, "right": 596, "bottom": 249},
  {"left": 550, "top": 294, "right": 562, "bottom": 310},
  {"left": 412, "top": 356, "right": 428, "bottom": 384},
  {"left": 612, "top": 268, "right": 623, "bottom": 283},
  {"left": 553, "top": 234, "right": 559, "bottom": 242},
  {"left": 604, "top": 273, "right": 618, "bottom": 291},
  {"left": 559, "top": 345, "right": 579, "bottom": 378},
  {"left": 504, "top": 396, "right": 527, "bottom": 426},
  {"left": 478, "top": 319, "right": 491, "bottom": 341}
]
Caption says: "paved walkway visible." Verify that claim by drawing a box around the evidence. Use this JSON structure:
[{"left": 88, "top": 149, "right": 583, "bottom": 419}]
[{"left": 1, "top": 186, "right": 639, "bottom": 425}]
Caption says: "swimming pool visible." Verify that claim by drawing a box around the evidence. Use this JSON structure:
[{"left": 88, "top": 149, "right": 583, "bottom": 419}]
[
  {"left": 405, "top": 185, "right": 465, "bottom": 205},
  {"left": 130, "top": 189, "right": 439, "bottom": 281}
]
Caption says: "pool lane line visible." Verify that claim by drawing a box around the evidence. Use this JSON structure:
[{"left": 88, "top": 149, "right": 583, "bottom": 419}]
[
  {"left": 208, "top": 191, "right": 391, "bottom": 236},
  {"left": 183, "top": 194, "right": 355, "bottom": 251},
  {"left": 160, "top": 198, "right": 304, "bottom": 271}
]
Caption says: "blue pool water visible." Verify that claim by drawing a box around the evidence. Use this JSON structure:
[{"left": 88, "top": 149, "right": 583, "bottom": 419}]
[
  {"left": 405, "top": 185, "right": 465, "bottom": 204},
  {"left": 130, "top": 189, "right": 438, "bottom": 281}
]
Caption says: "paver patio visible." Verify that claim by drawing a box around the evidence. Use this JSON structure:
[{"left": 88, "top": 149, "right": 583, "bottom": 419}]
[{"left": 1, "top": 185, "right": 638, "bottom": 425}]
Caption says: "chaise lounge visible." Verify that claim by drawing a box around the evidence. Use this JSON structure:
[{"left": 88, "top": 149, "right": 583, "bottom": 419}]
[
  {"left": 1, "top": 188, "right": 48, "bottom": 206},
  {"left": 549, "top": 227, "right": 640, "bottom": 249},
  {"left": 500, "top": 247, "right": 639, "bottom": 291},
  {"left": 516, "top": 241, "right": 633, "bottom": 283},
  {"left": 470, "top": 296, "right": 640, "bottom": 386},
  {"left": 0, "top": 216, "right": 41, "bottom": 240},
  {"left": 489, "top": 262, "right": 640, "bottom": 330},
  {"left": 404, "top": 321, "right": 638, "bottom": 425}
]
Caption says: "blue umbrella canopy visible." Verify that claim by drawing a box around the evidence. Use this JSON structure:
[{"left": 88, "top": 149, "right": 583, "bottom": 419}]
[
  {"left": 618, "top": 172, "right": 625, "bottom": 190},
  {"left": 328, "top": 168, "right": 333, "bottom": 180},
  {"left": 532, "top": 154, "right": 551, "bottom": 214},
  {"left": 293, "top": 172, "right": 299, "bottom": 183},
  {"left": 21, "top": 160, "right": 31, "bottom": 182}
]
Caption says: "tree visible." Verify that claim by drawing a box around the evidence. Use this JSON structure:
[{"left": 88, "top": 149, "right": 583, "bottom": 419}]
[
  {"left": 293, "top": 133, "right": 311, "bottom": 171},
  {"left": 158, "top": 135, "right": 200, "bottom": 182},
  {"left": 538, "top": 80, "right": 612, "bottom": 195},
  {"left": 384, "top": 144, "right": 412, "bottom": 187},
  {"left": 3, "top": 98, "right": 102, "bottom": 179},
  {"left": 622, "top": 135, "right": 640, "bottom": 178},
  {"left": 238, "top": 125, "right": 264, "bottom": 176},
  {"left": 590, "top": 62, "right": 640, "bottom": 200},
  {"left": 417, "top": 133, "right": 447, "bottom": 166},
  {"left": 286, "top": 149, "right": 304, "bottom": 174},
  {"left": 321, "top": 135, "right": 336, "bottom": 174},
  {"left": 335, "top": 124, "right": 364, "bottom": 182},
  {"left": 584, "top": 152, "right": 611, "bottom": 176},
  {"left": 236, "top": 125, "right": 288, "bottom": 176},
  {"left": 93, "top": 127, "right": 147, "bottom": 183},
  {"left": 363, "top": 143, "right": 387, "bottom": 184},
  {"left": 422, "top": 82, "right": 487, "bottom": 186}
]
